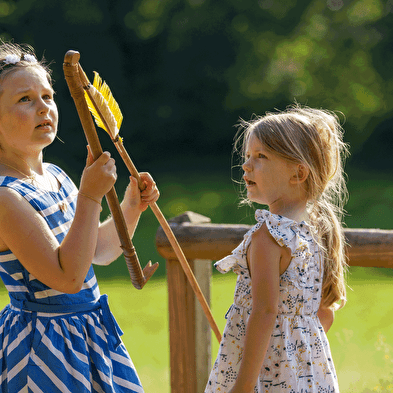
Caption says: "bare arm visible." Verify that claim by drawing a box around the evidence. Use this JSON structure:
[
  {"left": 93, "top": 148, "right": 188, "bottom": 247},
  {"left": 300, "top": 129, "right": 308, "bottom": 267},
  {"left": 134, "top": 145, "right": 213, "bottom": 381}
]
[
  {"left": 0, "top": 152, "right": 116, "bottom": 294},
  {"left": 93, "top": 173, "right": 159, "bottom": 265},
  {"left": 228, "top": 224, "right": 281, "bottom": 393},
  {"left": 317, "top": 304, "right": 335, "bottom": 333}
]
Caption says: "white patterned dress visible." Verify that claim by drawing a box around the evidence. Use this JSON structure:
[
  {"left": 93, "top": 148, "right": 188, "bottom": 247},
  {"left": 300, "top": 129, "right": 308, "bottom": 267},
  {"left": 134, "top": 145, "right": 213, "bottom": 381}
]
[{"left": 205, "top": 209, "right": 339, "bottom": 393}]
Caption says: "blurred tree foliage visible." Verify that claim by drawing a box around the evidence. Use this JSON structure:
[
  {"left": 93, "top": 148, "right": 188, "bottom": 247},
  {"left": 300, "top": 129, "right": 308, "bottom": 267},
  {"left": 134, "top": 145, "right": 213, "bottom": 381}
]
[{"left": 0, "top": 0, "right": 392, "bottom": 176}]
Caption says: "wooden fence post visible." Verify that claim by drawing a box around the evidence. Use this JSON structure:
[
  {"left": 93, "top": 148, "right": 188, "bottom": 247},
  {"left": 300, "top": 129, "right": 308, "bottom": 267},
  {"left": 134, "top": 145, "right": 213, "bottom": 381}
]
[{"left": 157, "top": 212, "right": 212, "bottom": 393}]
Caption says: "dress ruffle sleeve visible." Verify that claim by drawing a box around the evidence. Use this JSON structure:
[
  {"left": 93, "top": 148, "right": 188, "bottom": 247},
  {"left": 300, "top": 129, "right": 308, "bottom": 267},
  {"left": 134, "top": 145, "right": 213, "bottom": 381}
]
[
  {"left": 214, "top": 240, "right": 248, "bottom": 273},
  {"left": 257, "top": 210, "right": 314, "bottom": 252},
  {"left": 257, "top": 209, "right": 318, "bottom": 289},
  {"left": 214, "top": 218, "right": 257, "bottom": 275},
  {"left": 215, "top": 209, "right": 318, "bottom": 289}
]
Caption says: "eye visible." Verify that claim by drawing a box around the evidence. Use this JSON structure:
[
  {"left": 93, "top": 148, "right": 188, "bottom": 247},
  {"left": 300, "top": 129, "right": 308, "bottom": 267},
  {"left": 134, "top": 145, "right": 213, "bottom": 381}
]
[
  {"left": 43, "top": 93, "right": 53, "bottom": 101},
  {"left": 19, "top": 96, "right": 30, "bottom": 102},
  {"left": 258, "top": 153, "right": 267, "bottom": 159}
]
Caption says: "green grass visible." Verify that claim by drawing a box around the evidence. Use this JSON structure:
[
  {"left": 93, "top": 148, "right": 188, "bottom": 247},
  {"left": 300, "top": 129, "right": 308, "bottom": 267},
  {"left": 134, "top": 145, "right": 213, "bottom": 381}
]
[{"left": 0, "top": 267, "right": 391, "bottom": 392}]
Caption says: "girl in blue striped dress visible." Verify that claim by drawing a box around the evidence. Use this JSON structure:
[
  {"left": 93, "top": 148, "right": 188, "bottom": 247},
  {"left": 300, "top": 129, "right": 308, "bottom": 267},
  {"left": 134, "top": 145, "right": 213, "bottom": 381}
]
[{"left": 0, "top": 42, "right": 159, "bottom": 392}]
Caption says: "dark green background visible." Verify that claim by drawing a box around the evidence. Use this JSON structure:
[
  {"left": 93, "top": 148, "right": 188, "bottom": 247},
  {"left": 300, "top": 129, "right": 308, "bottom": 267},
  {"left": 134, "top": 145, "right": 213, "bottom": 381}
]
[{"left": 1, "top": 0, "right": 392, "bottom": 278}]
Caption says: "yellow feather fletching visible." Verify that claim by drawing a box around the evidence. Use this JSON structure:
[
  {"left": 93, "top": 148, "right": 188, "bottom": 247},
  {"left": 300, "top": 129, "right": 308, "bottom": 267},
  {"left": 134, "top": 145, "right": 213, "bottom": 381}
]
[{"left": 84, "top": 71, "right": 123, "bottom": 140}]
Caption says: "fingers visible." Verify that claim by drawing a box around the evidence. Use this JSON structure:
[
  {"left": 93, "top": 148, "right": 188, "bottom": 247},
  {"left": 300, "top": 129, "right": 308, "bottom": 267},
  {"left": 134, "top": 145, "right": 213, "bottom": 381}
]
[
  {"left": 138, "top": 172, "right": 159, "bottom": 204},
  {"left": 141, "top": 188, "right": 159, "bottom": 205},
  {"left": 126, "top": 172, "right": 159, "bottom": 208},
  {"left": 139, "top": 172, "right": 155, "bottom": 191},
  {"left": 86, "top": 145, "right": 94, "bottom": 167},
  {"left": 80, "top": 151, "right": 117, "bottom": 200},
  {"left": 127, "top": 176, "right": 140, "bottom": 198},
  {"left": 86, "top": 149, "right": 115, "bottom": 175},
  {"left": 95, "top": 152, "right": 117, "bottom": 180}
]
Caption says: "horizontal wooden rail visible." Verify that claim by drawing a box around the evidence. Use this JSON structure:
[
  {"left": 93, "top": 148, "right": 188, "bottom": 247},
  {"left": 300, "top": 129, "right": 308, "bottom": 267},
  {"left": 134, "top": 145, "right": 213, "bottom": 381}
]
[
  {"left": 157, "top": 211, "right": 393, "bottom": 393},
  {"left": 157, "top": 214, "right": 393, "bottom": 268},
  {"left": 344, "top": 228, "right": 393, "bottom": 268}
]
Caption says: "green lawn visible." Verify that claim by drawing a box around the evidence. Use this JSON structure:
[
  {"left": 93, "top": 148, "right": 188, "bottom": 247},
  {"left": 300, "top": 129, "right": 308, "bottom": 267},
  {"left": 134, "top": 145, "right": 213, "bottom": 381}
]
[{"left": 1, "top": 267, "right": 391, "bottom": 392}]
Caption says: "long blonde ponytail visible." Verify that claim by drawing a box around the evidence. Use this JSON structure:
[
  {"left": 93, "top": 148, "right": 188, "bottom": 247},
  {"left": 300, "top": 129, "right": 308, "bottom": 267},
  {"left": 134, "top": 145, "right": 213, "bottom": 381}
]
[{"left": 309, "top": 199, "right": 347, "bottom": 309}]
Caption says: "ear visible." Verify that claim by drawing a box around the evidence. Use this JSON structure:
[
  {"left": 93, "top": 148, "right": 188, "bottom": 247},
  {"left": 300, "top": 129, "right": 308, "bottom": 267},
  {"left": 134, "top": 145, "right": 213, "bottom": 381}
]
[{"left": 290, "top": 164, "right": 309, "bottom": 185}]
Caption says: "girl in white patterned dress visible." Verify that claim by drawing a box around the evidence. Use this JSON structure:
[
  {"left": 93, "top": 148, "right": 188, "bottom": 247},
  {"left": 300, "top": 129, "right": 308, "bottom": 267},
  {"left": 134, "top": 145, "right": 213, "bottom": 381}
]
[{"left": 205, "top": 106, "right": 348, "bottom": 393}]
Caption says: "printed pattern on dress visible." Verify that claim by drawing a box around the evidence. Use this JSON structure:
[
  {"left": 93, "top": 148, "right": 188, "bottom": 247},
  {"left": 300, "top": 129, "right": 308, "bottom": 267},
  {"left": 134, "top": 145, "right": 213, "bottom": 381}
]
[{"left": 205, "top": 209, "right": 339, "bottom": 393}]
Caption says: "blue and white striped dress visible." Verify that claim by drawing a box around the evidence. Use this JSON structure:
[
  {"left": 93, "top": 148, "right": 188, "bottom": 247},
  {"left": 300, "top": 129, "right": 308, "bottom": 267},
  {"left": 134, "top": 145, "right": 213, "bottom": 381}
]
[{"left": 0, "top": 163, "right": 144, "bottom": 393}]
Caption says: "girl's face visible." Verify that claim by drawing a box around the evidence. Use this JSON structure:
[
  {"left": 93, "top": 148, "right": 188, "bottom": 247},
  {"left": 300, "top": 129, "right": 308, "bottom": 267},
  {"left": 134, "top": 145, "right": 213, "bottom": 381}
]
[
  {"left": 0, "top": 66, "right": 58, "bottom": 156},
  {"left": 242, "top": 132, "right": 297, "bottom": 212}
]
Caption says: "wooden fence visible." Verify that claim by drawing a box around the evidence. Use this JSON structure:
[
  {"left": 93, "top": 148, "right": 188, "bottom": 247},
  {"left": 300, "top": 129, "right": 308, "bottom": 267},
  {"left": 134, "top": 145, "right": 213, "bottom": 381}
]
[{"left": 155, "top": 211, "right": 393, "bottom": 393}]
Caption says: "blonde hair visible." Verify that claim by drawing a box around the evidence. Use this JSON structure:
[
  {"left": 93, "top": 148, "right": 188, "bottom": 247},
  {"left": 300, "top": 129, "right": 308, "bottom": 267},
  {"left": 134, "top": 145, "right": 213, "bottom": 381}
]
[
  {"left": 234, "top": 105, "right": 349, "bottom": 310},
  {"left": 0, "top": 41, "right": 52, "bottom": 88}
]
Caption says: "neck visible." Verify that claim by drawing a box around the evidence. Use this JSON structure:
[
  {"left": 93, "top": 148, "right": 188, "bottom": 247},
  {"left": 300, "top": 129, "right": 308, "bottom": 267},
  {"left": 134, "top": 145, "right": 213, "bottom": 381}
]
[
  {"left": 0, "top": 151, "right": 44, "bottom": 177},
  {"left": 269, "top": 199, "right": 309, "bottom": 223}
]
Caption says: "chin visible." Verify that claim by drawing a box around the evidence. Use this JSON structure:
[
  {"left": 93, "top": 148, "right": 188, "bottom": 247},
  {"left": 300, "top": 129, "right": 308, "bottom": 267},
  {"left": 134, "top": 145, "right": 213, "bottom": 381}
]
[
  {"left": 32, "top": 140, "right": 55, "bottom": 154},
  {"left": 248, "top": 196, "right": 267, "bottom": 206},
  {"left": 246, "top": 191, "right": 261, "bottom": 204},
  {"left": 40, "top": 132, "right": 57, "bottom": 145}
]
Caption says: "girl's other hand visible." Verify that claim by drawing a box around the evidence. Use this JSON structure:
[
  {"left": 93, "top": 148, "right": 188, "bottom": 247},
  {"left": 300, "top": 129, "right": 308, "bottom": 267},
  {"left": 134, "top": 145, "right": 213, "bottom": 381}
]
[
  {"left": 79, "top": 147, "right": 117, "bottom": 200},
  {"left": 317, "top": 304, "right": 335, "bottom": 333},
  {"left": 123, "top": 173, "right": 159, "bottom": 212}
]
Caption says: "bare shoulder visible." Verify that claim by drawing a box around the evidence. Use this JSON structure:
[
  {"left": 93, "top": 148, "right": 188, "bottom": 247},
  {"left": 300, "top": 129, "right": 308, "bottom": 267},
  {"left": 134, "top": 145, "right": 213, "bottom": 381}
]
[
  {"left": 251, "top": 223, "right": 292, "bottom": 275},
  {"left": 248, "top": 223, "right": 282, "bottom": 309},
  {"left": 0, "top": 187, "right": 40, "bottom": 245},
  {"left": 248, "top": 223, "right": 282, "bottom": 271},
  {"left": 249, "top": 224, "right": 282, "bottom": 257},
  {"left": 0, "top": 186, "right": 22, "bottom": 211},
  {"left": 0, "top": 186, "right": 35, "bottom": 215}
]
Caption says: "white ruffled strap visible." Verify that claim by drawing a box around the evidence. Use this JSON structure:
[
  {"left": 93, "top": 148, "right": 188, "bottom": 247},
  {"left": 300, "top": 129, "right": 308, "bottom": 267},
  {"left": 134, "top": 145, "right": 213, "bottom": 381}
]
[
  {"left": 214, "top": 236, "right": 249, "bottom": 273},
  {"left": 214, "top": 255, "right": 237, "bottom": 273},
  {"left": 258, "top": 209, "right": 314, "bottom": 256},
  {"left": 214, "top": 209, "right": 315, "bottom": 274}
]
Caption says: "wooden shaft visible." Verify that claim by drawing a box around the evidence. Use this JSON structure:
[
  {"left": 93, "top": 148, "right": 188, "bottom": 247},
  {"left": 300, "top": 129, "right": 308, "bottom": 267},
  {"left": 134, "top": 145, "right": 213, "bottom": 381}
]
[
  {"left": 114, "top": 140, "right": 222, "bottom": 342},
  {"left": 63, "top": 50, "right": 158, "bottom": 289},
  {"left": 115, "top": 141, "right": 144, "bottom": 189}
]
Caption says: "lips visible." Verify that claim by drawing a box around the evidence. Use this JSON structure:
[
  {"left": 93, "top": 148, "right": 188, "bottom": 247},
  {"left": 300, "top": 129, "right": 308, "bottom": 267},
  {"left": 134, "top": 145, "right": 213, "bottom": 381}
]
[
  {"left": 244, "top": 176, "right": 256, "bottom": 186},
  {"left": 35, "top": 120, "right": 53, "bottom": 129}
]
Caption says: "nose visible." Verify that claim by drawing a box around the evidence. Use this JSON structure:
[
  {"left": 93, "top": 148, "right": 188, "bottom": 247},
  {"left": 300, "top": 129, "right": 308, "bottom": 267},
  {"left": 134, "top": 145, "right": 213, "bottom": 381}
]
[
  {"left": 242, "top": 158, "right": 252, "bottom": 172},
  {"left": 37, "top": 99, "right": 50, "bottom": 115}
]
